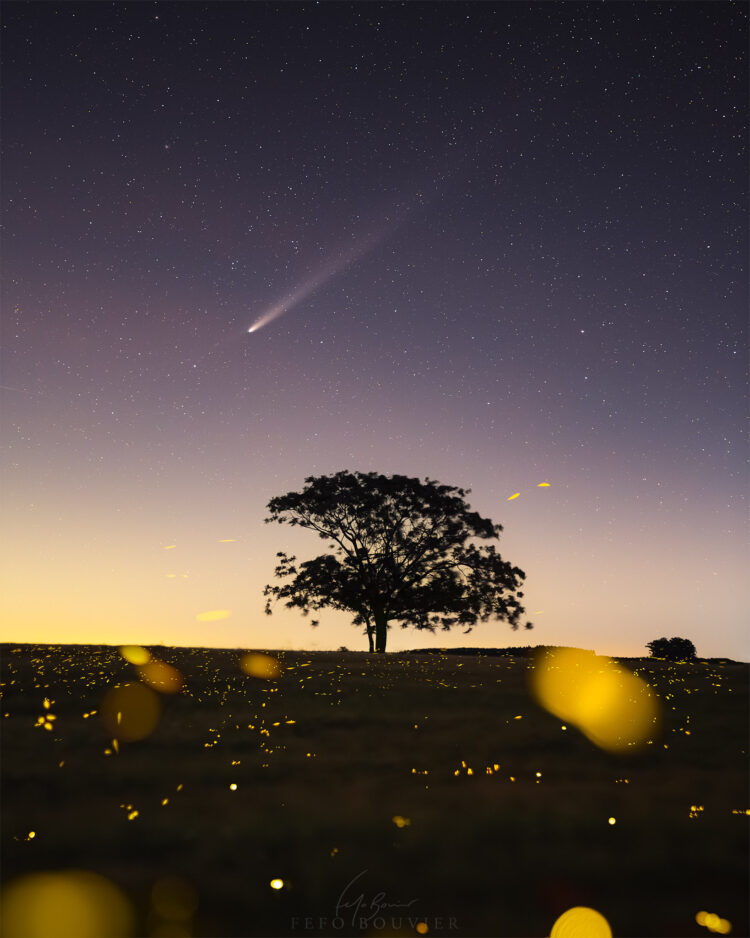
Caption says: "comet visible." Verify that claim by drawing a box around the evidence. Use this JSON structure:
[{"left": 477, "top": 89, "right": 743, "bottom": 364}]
[
  {"left": 246, "top": 214, "right": 404, "bottom": 334},
  {"left": 194, "top": 223, "right": 395, "bottom": 366}
]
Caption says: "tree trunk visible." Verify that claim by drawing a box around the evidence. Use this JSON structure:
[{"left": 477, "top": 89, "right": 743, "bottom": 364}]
[
  {"left": 366, "top": 624, "right": 374, "bottom": 653},
  {"left": 374, "top": 608, "right": 388, "bottom": 653}
]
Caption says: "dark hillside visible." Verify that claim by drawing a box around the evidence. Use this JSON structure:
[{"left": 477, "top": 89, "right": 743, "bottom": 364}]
[{"left": 2, "top": 644, "right": 747, "bottom": 937}]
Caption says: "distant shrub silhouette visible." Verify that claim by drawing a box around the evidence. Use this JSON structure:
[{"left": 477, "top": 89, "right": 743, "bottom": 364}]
[{"left": 647, "top": 637, "right": 697, "bottom": 661}]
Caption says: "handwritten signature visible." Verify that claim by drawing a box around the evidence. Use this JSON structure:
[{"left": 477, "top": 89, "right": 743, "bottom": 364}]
[{"left": 335, "top": 869, "right": 419, "bottom": 927}]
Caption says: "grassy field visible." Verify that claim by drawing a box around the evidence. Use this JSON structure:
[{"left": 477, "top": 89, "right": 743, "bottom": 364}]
[{"left": 1, "top": 644, "right": 747, "bottom": 938}]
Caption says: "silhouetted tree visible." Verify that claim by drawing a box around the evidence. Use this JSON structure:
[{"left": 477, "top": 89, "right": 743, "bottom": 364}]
[
  {"left": 647, "top": 637, "right": 697, "bottom": 661},
  {"left": 647, "top": 638, "right": 669, "bottom": 658},
  {"left": 263, "top": 471, "right": 532, "bottom": 653}
]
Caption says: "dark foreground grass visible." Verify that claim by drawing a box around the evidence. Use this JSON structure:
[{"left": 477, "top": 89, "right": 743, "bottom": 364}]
[{"left": 1, "top": 644, "right": 747, "bottom": 938}]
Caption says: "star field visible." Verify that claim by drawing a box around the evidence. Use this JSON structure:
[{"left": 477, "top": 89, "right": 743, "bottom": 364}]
[{"left": 1, "top": 2, "right": 746, "bottom": 657}]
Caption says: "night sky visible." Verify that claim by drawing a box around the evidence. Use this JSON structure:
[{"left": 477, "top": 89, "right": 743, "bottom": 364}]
[{"left": 2, "top": 2, "right": 746, "bottom": 658}]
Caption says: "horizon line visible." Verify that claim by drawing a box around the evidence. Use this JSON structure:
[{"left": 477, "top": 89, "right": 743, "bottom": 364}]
[{"left": 0, "top": 639, "right": 743, "bottom": 662}]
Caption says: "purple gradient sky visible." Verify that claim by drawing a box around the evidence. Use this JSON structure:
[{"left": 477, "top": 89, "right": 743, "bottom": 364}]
[{"left": 1, "top": 2, "right": 747, "bottom": 658}]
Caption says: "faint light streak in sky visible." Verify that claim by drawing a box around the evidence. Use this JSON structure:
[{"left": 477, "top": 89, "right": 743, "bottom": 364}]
[
  {"left": 196, "top": 610, "right": 231, "bottom": 622},
  {"left": 247, "top": 214, "right": 406, "bottom": 334}
]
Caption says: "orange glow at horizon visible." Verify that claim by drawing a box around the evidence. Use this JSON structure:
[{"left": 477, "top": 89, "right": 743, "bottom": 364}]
[{"left": 0, "top": 473, "right": 746, "bottom": 660}]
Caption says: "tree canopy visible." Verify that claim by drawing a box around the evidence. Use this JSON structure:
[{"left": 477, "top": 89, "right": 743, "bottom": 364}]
[
  {"left": 263, "top": 470, "right": 532, "bottom": 652},
  {"left": 646, "top": 637, "right": 697, "bottom": 661}
]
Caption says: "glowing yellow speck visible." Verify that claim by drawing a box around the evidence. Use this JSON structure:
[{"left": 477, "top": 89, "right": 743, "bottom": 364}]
[
  {"left": 28, "top": 831, "right": 35, "bottom": 839},
  {"left": 230, "top": 783, "right": 237, "bottom": 791},
  {"left": 161, "top": 798, "right": 169, "bottom": 806},
  {"left": 392, "top": 815, "right": 411, "bottom": 828},
  {"left": 537, "top": 482, "right": 551, "bottom": 487},
  {"left": 507, "top": 492, "right": 520, "bottom": 500},
  {"left": 127, "top": 810, "right": 138, "bottom": 820},
  {"left": 164, "top": 544, "right": 176, "bottom": 549},
  {"left": 416, "top": 924, "right": 429, "bottom": 935},
  {"left": 270, "top": 879, "right": 284, "bottom": 890},
  {"left": 196, "top": 609, "right": 231, "bottom": 622},
  {"left": 608, "top": 817, "right": 616, "bottom": 825}
]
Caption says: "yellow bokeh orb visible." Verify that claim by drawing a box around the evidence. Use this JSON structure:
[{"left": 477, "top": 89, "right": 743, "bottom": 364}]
[
  {"left": 550, "top": 906, "right": 612, "bottom": 938},
  {"left": 119, "top": 645, "right": 151, "bottom": 665},
  {"left": 100, "top": 682, "right": 161, "bottom": 741},
  {"left": 240, "top": 653, "right": 281, "bottom": 679},
  {"left": 151, "top": 875, "right": 198, "bottom": 922},
  {"left": 150, "top": 925, "right": 191, "bottom": 938},
  {"left": 530, "top": 648, "right": 659, "bottom": 752},
  {"left": 137, "top": 660, "right": 183, "bottom": 694},
  {"left": 0, "top": 870, "right": 134, "bottom": 938}
]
